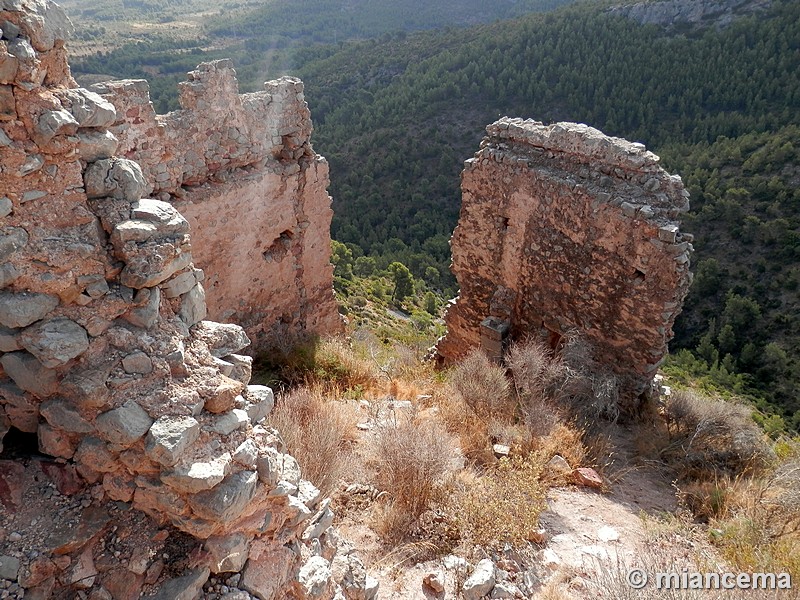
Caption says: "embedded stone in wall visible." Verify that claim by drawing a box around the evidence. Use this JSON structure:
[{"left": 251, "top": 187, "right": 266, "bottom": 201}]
[{"left": 435, "top": 118, "right": 693, "bottom": 408}]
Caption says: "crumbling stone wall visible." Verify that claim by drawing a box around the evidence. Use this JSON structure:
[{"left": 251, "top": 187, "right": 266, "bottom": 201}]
[
  {"left": 88, "top": 60, "right": 342, "bottom": 351},
  {"left": 0, "top": 2, "right": 371, "bottom": 598},
  {"left": 436, "top": 118, "right": 692, "bottom": 405}
]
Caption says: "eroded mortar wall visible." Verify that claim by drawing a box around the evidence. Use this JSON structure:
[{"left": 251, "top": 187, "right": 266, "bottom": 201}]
[
  {"left": 0, "top": 3, "right": 369, "bottom": 598},
  {"left": 436, "top": 118, "right": 693, "bottom": 404},
  {"left": 90, "top": 62, "right": 342, "bottom": 351}
]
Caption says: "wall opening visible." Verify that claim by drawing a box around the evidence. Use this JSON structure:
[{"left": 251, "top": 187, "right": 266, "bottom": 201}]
[{"left": 0, "top": 427, "right": 44, "bottom": 460}]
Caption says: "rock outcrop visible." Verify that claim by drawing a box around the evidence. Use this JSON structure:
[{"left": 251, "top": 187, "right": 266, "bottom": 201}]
[
  {"left": 87, "top": 59, "right": 341, "bottom": 351},
  {"left": 0, "top": 2, "right": 364, "bottom": 598},
  {"left": 609, "top": 0, "right": 771, "bottom": 28},
  {"left": 435, "top": 118, "right": 692, "bottom": 407}
]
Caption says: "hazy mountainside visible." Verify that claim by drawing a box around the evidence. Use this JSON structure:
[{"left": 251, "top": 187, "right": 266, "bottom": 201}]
[
  {"left": 291, "top": 0, "right": 799, "bottom": 427},
  {"left": 207, "top": 0, "right": 580, "bottom": 45},
  {"left": 69, "top": 0, "right": 800, "bottom": 428},
  {"left": 70, "top": 0, "right": 583, "bottom": 110}
]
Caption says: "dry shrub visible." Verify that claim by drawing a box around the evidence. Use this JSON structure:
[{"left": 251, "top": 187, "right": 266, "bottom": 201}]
[
  {"left": 440, "top": 349, "right": 519, "bottom": 464},
  {"left": 585, "top": 545, "right": 792, "bottom": 599},
  {"left": 679, "top": 479, "right": 735, "bottom": 522},
  {"left": 438, "top": 388, "right": 496, "bottom": 464},
  {"left": 449, "top": 349, "right": 514, "bottom": 419},
  {"left": 557, "top": 335, "right": 622, "bottom": 424},
  {"left": 454, "top": 453, "right": 547, "bottom": 547},
  {"left": 506, "top": 339, "right": 565, "bottom": 435},
  {"left": 268, "top": 386, "right": 357, "bottom": 496},
  {"left": 535, "top": 422, "right": 587, "bottom": 482},
  {"left": 371, "top": 418, "right": 458, "bottom": 542},
  {"left": 661, "top": 390, "right": 773, "bottom": 480}
]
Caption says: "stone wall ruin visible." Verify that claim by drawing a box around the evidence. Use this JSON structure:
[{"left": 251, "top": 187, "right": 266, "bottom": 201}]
[
  {"left": 89, "top": 59, "right": 342, "bottom": 352},
  {"left": 0, "top": 2, "right": 371, "bottom": 598},
  {"left": 435, "top": 118, "right": 693, "bottom": 407}
]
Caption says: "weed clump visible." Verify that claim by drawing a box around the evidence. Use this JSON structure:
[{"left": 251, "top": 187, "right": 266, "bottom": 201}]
[
  {"left": 454, "top": 453, "right": 547, "bottom": 547},
  {"left": 661, "top": 389, "right": 773, "bottom": 480},
  {"left": 371, "top": 419, "right": 458, "bottom": 542},
  {"left": 268, "top": 386, "right": 357, "bottom": 497}
]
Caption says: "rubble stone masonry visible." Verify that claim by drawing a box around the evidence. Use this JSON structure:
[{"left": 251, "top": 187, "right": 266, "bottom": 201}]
[
  {"left": 0, "top": 1, "right": 368, "bottom": 598},
  {"left": 90, "top": 60, "right": 342, "bottom": 351},
  {"left": 436, "top": 118, "right": 693, "bottom": 407}
]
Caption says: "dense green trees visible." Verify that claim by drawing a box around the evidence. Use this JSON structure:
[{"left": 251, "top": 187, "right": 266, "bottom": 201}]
[{"left": 70, "top": 0, "right": 800, "bottom": 428}]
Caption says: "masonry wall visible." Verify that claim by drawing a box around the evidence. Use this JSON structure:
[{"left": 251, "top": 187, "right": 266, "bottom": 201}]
[
  {"left": 91, "top": 62, "right": 342, "bottom": 351},
  {"left": 0, "top": 2, "right": 368, "bottom": 598},
  {"left": 435, "top": 118, "right": 693, "bottom": 405}
]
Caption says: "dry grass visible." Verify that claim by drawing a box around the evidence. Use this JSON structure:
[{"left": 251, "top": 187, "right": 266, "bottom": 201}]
[
  {"left": 660, "top": 390, "right": 773, "bottom": 480},
  {"left": 269, "top": 336, "right": 382, "bottom": 394},
  {"left": 506, "top": 338, "right": 566, "bottom": 432},
  {"left": 371, "top": 418, "right": 458, "bottom": 542},
  {"left": 648, "top": 388, "right": 800, "bottom": 580},
  {"left": 583, "top": 543, "right": 795, "bottom": 599},
  {"left": 707, "top": 458, "right": 800, "bottom": 579},
  {"left": 453, "top": 453, "right": 548, "bottom": 547},
  {"left": 268, "top": 385, "right": 358, "bottom": 497},
  {"left": 556, "top": 335, "right": 622, "bottom": 424},
  {"left": 438, "top": 349, "right": 519, "bottom": 464}
]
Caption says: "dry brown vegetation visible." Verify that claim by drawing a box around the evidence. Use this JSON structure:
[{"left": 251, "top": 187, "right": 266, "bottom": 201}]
[
  {"left": 643, "top": 386, "right": 800, "bottom": 581},
  {"left": 260, "top": 334, "right": 613, "bottom": 554},
  {"left": 262, "top": 332, "right": 800, "bottom": 587},
  {"left": 371, "top": 419, "right": 459, "bottom": 542},
  {"left": 268, "top": 385, "right": 359, "bottom": 497}
]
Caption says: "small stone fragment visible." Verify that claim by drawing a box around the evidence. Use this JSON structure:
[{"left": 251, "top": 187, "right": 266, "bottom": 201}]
[
  {"left": 193, "top": 321, "right": 250, "bottom": 357},
  {"left": 161, "top": 452, "right": 231, "bottom": 493},
  {"left": 423, "top": 571, "right": 445, "bottom": 593},
  {"left": 597, "top": 525, "right": 620, "bottom": 542},
  {"left": 59, "top": 88, "right": 117, "bottom": 127},
  {"left": 84, "top": 158, "right": 147, "bottom": 201},
  {"left": 0, "top": 232, "right": 30, "bottom": 266},
  {"left": 242, "top": 385, "right": 274, "bottom": 422},
  {"left": 188, "top": 470, "right": 257, "bottom": 523},
  {"left": 122, "top": 350, "right": 153, "bottom": 374},
  {"left": 572, "top": 467, "right": 604, "bottom": 489},
  {"left": 0, "top": 197, "right": 12, "bottom": 217},
  {"left": 225, "top": 354, "right": 252, "bottom": 385},
  {"left": 0, "top": 555, "right": 20, "bottom": 581},
  {"left": 146, "top": 567, "right": 209, "bottom": 600},
  {"left": 462, "top": 559, "right": 495, "bottom": 600},
  {"left": 0, "top": 351, "right": 58, "bottom": 398},
  {"left": 232, "top": 439, "right": 258, "bottom": 469},
  {"left": 205, "top": 377, "right": 243, "bottom": 414},
  {"left": 205, "top": 533, "right": 249, "bottom": 574},
  {"left": 297, "top": 556, "right": 333, "bottom": 600},
  {"left": 37, "top": 109, "right": 78, "bottom": 141},
  {"left": 40, "top": 398, "right": 93, "bottom": 433},
  {"left": 205, "top": 409, "right": 249, "bottom": 436},
  {"left": 77, "top": 129, "right": 119, "bottom": 162},
  {"left": 0, "top": 291, "right": 58, "bottom": 328},
  {"left": 179, "top": 283, "right": 207, "bottom": 327},
  {"left": 122, "top": 287, "right": 161, "bottom": 329},
  {"left": 546, "top": 454, "right": 572, "bottom": 474}
]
